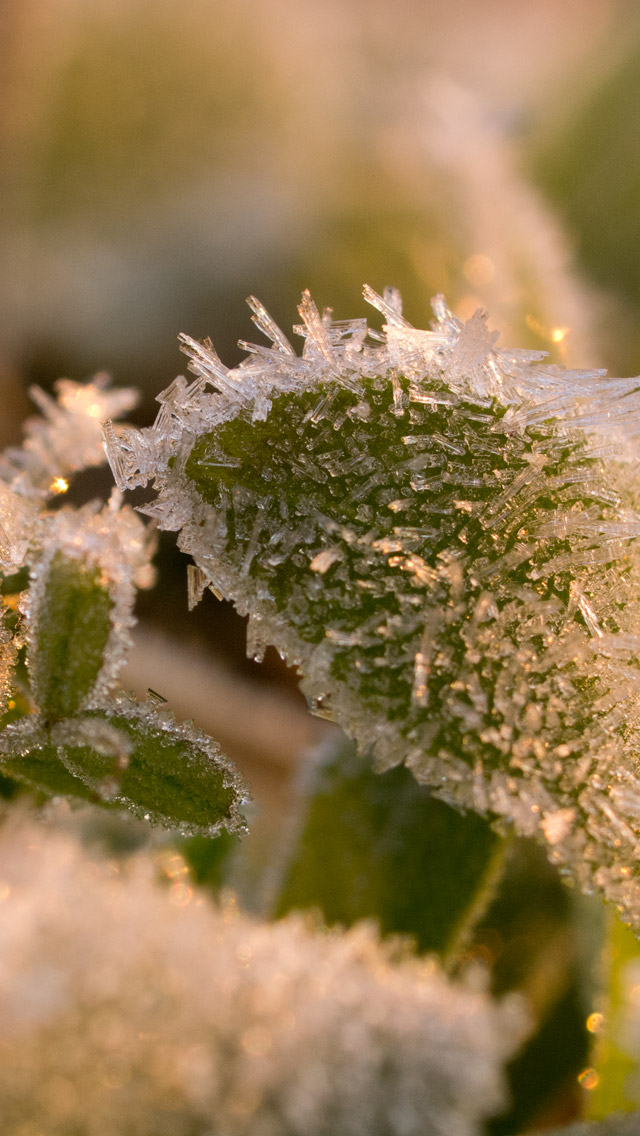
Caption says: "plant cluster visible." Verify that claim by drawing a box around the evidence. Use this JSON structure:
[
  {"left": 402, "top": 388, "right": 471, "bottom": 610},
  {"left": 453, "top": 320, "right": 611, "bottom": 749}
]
[{"left": 1, "top": 288, "right": 640, "bottom": 1132}]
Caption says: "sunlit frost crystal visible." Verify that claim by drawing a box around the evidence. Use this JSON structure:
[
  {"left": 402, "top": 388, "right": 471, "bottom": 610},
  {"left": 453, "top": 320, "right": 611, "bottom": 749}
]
[
  {"left": 106, "top": 288, "right": 640, "bottom": 929},
  {"left": 0, "top": 375, "right": 138, "bottom": 497},
  {"left": 0, "top": 817, "right": 526, "bottom": 1135}
]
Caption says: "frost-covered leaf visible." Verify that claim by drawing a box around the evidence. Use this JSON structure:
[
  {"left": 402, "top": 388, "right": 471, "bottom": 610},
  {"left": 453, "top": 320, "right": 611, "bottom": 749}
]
[
  {"left": 0, "top": 697, "right": 248, "bottom": 836},
  {"left": 0, "top": 720, "right": 103, "bottom": 804},
  {"left": 0, "top": 482, "right": 38, "bottom": 572},
  {"left": 28, "top": 550, "right": 113, "bottom": 720},
  {"left": 24, "top": 497, "right": 155, "bottom": 719},
  {"left": 274, "top": 737, "right": 502, "bottom": 962},
  {"left": 0, "top": 817, "right": 527, "bottom": 1136},
  {"left": 105, "top": 288, "right": 640, "bottom": 929}
]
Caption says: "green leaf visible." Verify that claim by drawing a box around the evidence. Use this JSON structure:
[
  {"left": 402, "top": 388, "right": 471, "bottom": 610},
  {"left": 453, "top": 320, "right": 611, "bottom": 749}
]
[
  {"left": 0, "top": 726, "right": 103, "bottom": 803},
  {"left": 0, "top": 700, "right": 248, "bottom": 835},
  {"left": 56, "top": 701, "right": 247, "bottom": 835},
  {"left": 587, "top": 915, "right": 640, "bottom": 1121},
  {"left": 179, "top": 829, "right": 239, "bottom": 891},
  {"left": 29, "top": 551, "right": 113, "bottom": 719},
  {"left": 113, "top": 293, "right": 640, "bottom": 928},
  {"left": 273, "top": 737, "right": 504, "bottom": 963}
]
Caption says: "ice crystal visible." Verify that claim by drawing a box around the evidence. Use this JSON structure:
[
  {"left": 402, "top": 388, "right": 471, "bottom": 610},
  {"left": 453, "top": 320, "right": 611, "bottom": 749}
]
[
  {"left": 0, "top": 816, "right": 525, "bottom": 1135},
  {"left": 106, "top": 287, "right": 640, "bottom": 928},
  {"left": 0, "top": 375, "right": 138, "bottom": 498}
]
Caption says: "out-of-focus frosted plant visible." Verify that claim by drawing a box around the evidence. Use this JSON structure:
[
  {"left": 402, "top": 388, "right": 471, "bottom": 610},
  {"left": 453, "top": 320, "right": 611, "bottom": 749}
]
[
  {"left": 530, "top": 18, "right": 640, "bottom": 376},
  {"left": 0, "top": 0, "right": 603, "bottom": 390},
  {"left": 0, "top": 375, "right": 247, "bottom": 835},
  {"left": 0, "top": 815, "right": 526, "bottom": 1136},
  {"left": 297, "top": 77, "right": 600, "bottom": 369},
  {"left": 105, "top": 286, "right": 640, "bottom": 930}
]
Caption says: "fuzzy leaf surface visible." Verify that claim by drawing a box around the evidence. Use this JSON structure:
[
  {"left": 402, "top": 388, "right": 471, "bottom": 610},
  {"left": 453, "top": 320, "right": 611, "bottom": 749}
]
[{"left": 29, "top": 551, "right": 113, "bottom": 719}]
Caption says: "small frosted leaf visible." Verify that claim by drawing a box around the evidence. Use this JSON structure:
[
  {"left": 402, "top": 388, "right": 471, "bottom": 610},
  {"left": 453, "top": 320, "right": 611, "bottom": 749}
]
[
  {"left": 0, "top": 484, "right": 38, "bottom": 572},
  {"left": 0, "top": 375, "right": 138, "bottom": 496},
  {"left": 55, "top": 698, "right": 248, "bottom": 835},
  {"left": 24, "top": 499, "right": 155, "bottom": 718},
  {"left": 0, "top": 700, "right": 248, "bottom": 835},
  {"left": 28, "top": 550, "right": 113, "bottom": 720}
]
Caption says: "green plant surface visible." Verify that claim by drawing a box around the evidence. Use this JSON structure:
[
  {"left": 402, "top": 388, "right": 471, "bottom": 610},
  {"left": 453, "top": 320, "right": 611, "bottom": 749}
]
[
  {"left": 274, "top": 738, "right": 503, "bottom": 964},
  {"left": 29, "top": 551, "right": 113, "bottom": 720},
  {"left": 107, "top": 291, "right": 640, "bottom": 928},
  {"left": 59, "top": 710, "right": 240, "bottom": 832},
  {"left": 0, "top": 739, "right": 103, "bottom": 803},
  {"left": 536, "top": 1113, "right": 640, "bottom": 1136},
  {"left": 587, "top": 916, "right": 640, "bottom": 1121}
]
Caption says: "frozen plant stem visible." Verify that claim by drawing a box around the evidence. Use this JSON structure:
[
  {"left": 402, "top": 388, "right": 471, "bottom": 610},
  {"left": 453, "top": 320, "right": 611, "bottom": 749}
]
[{"left": 106, "top": 286, "right": 640, "bottom": 930}]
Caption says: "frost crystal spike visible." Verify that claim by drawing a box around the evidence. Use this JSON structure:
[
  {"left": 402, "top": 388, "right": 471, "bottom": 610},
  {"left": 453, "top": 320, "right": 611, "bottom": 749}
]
[{"left": 106, "top": 288, "right": 640, "bottom": 930}]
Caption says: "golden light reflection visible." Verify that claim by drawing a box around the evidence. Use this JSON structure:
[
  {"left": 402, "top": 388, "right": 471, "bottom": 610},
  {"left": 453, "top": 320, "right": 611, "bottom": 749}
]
[
  {"left": 525, "top": 314, "right": 571, "bottom": 353},
  {"left": 586, "top": 1011, "right": 604, "bottom": 1034},
  {"left": 577, "top": 1067, "right": 599, "bottom": 1090},
  {"left": 49, "top": 477, "right": 69, "bottom": 495},
  {"left": 158, "top": 852, "right": 189, "bottom": 880}
]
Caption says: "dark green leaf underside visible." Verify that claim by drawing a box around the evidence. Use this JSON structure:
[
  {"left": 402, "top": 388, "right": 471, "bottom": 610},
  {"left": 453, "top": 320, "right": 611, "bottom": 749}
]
[
  {"left": 532, "top": 1115, "right": 640, "bottom": 1136},
  {"left": 274, "top": 739, "right": 503, "bottom": 960}
]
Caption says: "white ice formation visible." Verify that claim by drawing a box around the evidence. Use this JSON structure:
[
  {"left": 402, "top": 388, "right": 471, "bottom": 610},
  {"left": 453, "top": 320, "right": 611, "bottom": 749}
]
[
  {"left": 0, "top": 375, "right": 138, "bottom": 499},
  {"left": 0, "top": 816, "right": 526, "bottom": 1135},
  {"left": 105, "top": 287, "right": 640, "bottom": 929}
]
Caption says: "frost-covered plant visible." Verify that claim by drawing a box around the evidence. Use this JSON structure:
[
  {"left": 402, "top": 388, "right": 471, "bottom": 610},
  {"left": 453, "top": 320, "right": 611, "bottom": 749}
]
[
  {"left": 103, "top": 286, "right": 640, "bottom": 933},
  {"left": 8, "top": 287, "right": 640, "bottom": 1132},
  {"left": 0, "top": 815, "right": 526, "bottom": 1136},
  {"left": 0, "top": 375, "right": 247, "bottom": 835}
]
